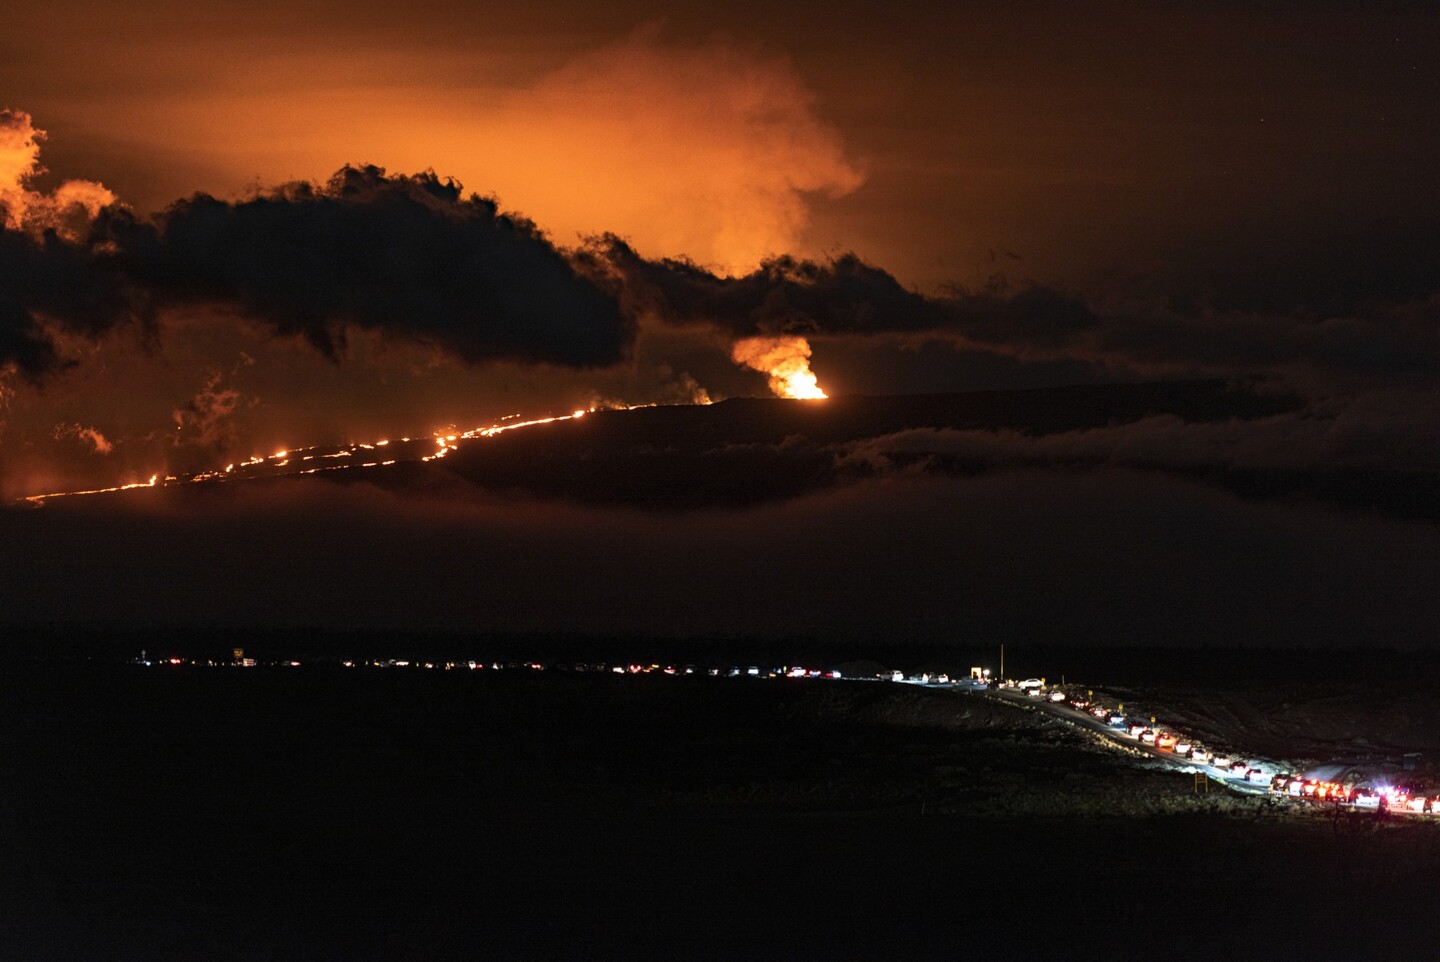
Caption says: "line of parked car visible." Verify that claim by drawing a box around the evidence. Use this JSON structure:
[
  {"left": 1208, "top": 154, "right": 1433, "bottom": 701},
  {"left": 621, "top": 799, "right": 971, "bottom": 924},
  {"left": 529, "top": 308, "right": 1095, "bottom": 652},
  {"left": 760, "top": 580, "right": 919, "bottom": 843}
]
[
  {"left": 1267, "top": 775, "right": 1440, "bottom": 813},
  {"left": 1051, "top": 696, "right": 1277, "bottom": 783},
  {"left": 1048, "top": 691, "right": 1438, "bottom": 813}
]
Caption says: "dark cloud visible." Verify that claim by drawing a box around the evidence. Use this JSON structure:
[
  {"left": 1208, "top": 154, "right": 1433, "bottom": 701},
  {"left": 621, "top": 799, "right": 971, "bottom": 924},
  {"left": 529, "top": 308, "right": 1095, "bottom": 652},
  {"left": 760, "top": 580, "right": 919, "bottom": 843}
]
[
  {"left": 1127, "top": 219, "right": 1440, "bottom": 320},
  {"left": 1084, "top": 296, "right": 1440, "bottom": 384},
  {"left": 598, "top": 236, "right": 1439, "bottom": 389},
  {"left": 0, "top": 226, "right": 130, "bottom": 379},
  {"left": 98, "top": 166, "right": 634, "bottom": 368},
  {"left": 595, "top": 235, "right": 950, "bottom": 335},
  {"left": 2, "top": 165, "right": 640, "bottom": 382},
  {"left": 595, "top": 234, "right": 1103, "bottom": 347},
  {"left": 7, "top": 165, "right": 1431, "bottom": 403}
]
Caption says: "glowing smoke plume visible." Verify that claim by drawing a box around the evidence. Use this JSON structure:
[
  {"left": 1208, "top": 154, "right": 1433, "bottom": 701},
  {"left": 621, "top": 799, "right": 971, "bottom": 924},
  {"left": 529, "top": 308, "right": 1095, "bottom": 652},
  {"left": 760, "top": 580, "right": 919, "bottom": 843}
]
[
  {"left": 53, "top": 423, "right": 114, "bottom": 455},
  {"left": 0, "top": 108, "right": 115, "bottom": 238},
  {"left": 731, "top": 336, "right": 827, "bottom": 399}
]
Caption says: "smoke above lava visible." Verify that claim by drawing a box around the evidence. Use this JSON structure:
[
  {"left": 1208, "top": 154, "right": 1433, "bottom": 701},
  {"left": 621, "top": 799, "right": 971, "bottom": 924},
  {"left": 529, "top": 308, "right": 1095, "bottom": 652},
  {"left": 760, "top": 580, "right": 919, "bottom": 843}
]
[
  {"left": 5, "top": 108, "right": 1434, "bottom": 400},
  {"left": 0, "top": 109, "right": 115, "bottom": 240},
  {"left": 730, "top": 336, "right": 827, "bottom": 399},
  {"left": 1, "top": 104, "right": 1436, "bottom": 503}
]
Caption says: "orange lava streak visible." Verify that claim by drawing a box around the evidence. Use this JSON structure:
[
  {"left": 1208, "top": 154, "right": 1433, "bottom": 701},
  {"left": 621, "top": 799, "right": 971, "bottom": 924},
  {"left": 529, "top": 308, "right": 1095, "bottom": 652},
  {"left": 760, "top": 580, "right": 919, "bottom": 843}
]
[
  {"left": 23, "top": 474, "right": 161, "bottom": 504},
  {"left": 18, "top": 402, "right": 673, "bottom": 504}
]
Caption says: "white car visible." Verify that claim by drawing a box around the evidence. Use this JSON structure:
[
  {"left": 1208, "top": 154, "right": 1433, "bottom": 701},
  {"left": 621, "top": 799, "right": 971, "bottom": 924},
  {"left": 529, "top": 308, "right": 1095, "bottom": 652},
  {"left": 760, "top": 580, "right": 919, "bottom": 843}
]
[
  {"left": 1048, "top": 691, "right": 1066, "bottom": 702},
  {"left": 1139, "top": 730, "right": 1157, "bottom": 745},
  {"left": 1351, "top": 788, "right": 1381, "bottom": 810},
  {"left": 1189, "top": 747, "right": 1211, "bottom": 764}
]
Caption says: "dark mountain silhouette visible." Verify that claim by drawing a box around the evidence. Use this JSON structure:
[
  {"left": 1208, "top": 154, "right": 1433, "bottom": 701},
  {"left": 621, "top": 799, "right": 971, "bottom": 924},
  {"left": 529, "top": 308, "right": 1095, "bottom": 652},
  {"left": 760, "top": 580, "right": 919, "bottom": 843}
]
[
  {"left": 262, "top": 380, "right": 1415, "bottom": 521},
  {"left": 140, "top": 379, "right": 1431, "bottom": 520}
]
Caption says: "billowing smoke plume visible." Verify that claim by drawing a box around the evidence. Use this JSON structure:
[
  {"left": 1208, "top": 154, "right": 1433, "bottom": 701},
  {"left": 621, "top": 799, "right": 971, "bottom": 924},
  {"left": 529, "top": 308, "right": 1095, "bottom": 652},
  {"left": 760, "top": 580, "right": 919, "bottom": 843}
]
[
  {"left": 731, "top": 336, "right": 827, "bottom": 399},
  {"left": 1, "top": 109, "right": 126, "bottom": 383},
  {"left": 52, "top": 422, "right": 114, "bottom": 455},
  {"left": 472, "top": 29, "right": 865, "bottom": 275},
  {"left": 171, "top": 369, "right": 248, "bottom": 458},
  {"left": 0, "top": 109, "right": 115, "bottom": 239}
]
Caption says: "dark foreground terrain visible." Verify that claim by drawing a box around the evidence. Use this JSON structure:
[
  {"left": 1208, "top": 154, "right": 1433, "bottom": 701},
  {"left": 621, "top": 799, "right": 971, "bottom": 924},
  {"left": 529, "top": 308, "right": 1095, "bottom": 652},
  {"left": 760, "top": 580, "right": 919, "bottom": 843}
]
[{"left": 5, "top": 667, "right": 1440, "bottom": 961}]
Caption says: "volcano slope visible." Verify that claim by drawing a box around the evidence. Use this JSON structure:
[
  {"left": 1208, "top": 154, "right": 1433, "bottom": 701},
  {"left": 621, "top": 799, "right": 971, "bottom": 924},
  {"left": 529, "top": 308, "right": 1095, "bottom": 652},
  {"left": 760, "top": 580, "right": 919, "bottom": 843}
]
[{"left": 288, "top": 378, "right": 1433, "bottom": 523}]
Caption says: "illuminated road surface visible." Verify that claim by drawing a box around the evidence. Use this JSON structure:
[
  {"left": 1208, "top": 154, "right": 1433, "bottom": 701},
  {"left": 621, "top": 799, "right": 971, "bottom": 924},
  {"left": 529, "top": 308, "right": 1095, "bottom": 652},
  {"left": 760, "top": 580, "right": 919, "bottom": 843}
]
[{"left": 986, "top": 687, "right": 1273, "bottom": 795}]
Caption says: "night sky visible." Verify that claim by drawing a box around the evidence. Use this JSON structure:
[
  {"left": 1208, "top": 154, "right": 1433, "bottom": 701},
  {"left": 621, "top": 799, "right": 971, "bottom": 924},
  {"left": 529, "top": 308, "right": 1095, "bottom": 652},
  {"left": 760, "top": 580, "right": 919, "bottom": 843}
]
[{"left": 1, "top": 1, "right": 1435, "bottom": 644}]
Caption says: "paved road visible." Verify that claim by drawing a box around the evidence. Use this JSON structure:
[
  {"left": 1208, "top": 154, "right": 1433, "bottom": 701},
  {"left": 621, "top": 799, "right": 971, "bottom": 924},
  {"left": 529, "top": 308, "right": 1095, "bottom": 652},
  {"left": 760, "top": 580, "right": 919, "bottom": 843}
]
[
  {"left": 983, "top": 687, "right": 1273, "bottom": 795},
  {"left": 931, "top": 682, "right": 1437, "bottom": 813}
]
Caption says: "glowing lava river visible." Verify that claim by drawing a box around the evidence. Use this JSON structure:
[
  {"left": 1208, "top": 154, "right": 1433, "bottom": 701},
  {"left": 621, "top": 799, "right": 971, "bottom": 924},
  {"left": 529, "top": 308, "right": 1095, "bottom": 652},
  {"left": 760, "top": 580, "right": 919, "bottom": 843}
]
[
  {"left": 19, "top": 335, "right": 834, "bottom": 506},
  {"left": 18, "top": 404, "right": 651, "bottom": 505}
]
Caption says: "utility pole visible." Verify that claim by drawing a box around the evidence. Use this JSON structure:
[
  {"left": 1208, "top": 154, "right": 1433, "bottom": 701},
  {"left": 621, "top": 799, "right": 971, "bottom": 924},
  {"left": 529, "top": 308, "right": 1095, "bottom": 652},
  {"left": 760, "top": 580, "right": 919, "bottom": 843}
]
[{"left": 999, "top": 644, "right": 1004, "bottom": 681}]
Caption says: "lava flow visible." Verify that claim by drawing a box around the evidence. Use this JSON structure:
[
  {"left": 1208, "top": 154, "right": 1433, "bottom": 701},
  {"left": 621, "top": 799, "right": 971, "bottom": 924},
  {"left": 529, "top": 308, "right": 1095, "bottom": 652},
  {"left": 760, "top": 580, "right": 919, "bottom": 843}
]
[
  {"left": 20, "top": 349, "right": 827, "bottom": 505},
  {"left": 19, "top": 407, "right": 624, "bottom": 505}
]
